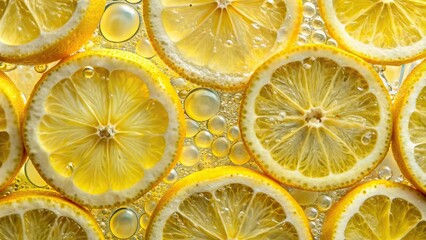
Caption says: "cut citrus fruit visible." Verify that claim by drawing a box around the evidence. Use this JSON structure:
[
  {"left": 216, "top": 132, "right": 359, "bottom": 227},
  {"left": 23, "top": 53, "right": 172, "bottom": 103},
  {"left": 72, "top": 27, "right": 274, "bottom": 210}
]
[
  {"left": 0, "top": 0, "right": 105, "bottom": 64},
  {"left": 23, "top": 49, "right": 185, "bottom": 208},
  {"left": 146, "top": 166, "right": 312, "bottom": 240},
  {"left": 392, "top": 60, "right": 426, "bottom": 194},
  {"left": 0, "top": 71, "right": 25, "bottom": 191},
  {"left": 323, "top": 180, "right": 426, "bottom": 239},
  {"left": 240, "top": 45, "right": 392, "bottom": 191},
  {"left": 319, "top": 0, "right": 426, "bottom": 65},
  {"left": 144, "top": 0, "right": 302, "bottom": 91},
  {"left": 0, "top": 190, "right": 103, "bottom": 239}
]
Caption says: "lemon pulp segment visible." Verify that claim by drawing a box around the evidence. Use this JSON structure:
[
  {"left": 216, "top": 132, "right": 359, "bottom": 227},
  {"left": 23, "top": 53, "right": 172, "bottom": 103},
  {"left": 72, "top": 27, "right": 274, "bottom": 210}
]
[
  {"left": 0, "top": 0, "right": 77, "bottom": 45},
  {"left": 241, "top": 45, "right": 392, "bottom": 190}
]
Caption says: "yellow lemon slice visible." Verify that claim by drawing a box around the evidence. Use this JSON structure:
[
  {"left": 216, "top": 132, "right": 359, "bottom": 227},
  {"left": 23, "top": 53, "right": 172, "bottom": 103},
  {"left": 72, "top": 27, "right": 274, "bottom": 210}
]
[
  {"left": 144, "top": 0, "right": 302, "bottom": 91},
  {"left": 392, "top": 60, "right": 426, "bottom": 194},
  {"left": 0, "top": 190, "right": 103, "bottom": 239},
  {"left": 0, "top": 71, "right": 25, "bottom": 191},
  {"left": 323, "top": 180, "right": 426, "bottom": 239},
  {"left": 319, "top": 0, "right": 426, "bottom": 65},
  {"left": 0, "top": 0, "right": 105, "bottom": 64},
  {"left": 23, "top": 49, "right": 185, "bottom": 208},
  {"left": 240, "top": 45, "right": 392, "bottom": 191},
  {"left": 146, "top": 166, "right": 312, "bottom": 240}
]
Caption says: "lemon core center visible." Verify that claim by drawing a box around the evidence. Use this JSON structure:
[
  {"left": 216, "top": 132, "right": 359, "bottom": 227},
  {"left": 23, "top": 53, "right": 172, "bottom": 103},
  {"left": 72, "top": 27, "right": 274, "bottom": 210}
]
[
  {"left": 97, "top": 125, "right": 116, "bottom": 139},
  {"left": 217, "top": 0, "right": 231, "bottom": 8},
  {"left": 305, "top": 107, "right": 324, "bottom": 125}
]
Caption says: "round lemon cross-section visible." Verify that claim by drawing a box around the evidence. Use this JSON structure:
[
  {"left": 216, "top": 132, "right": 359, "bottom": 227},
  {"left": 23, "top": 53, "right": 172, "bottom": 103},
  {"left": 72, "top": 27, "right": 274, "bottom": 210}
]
[{"left": 23, "top": 49, "right": 185, "bottom": 208}]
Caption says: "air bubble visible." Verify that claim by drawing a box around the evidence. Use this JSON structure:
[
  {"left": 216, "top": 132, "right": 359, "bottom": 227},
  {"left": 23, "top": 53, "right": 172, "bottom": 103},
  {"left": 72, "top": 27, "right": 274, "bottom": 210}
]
[
  {"left": 361, "top": 131, "right": 374, "bottom": 145},
  {"left": 179, "top": 144, "right": 200, "bottom": 166},
  {"left": 311, "top": 16, "right": 324, "bottom": 29},
  {"left": 82, "top": 66, "right": 95, "bottom": 79},
  {"left": 24, "top": 160, "right": 47, "bottom": 188},
  {"left": 184, "top": 88, "right": 221, "bottom": 121},
  {"left": 145, "top": 200, "right": 157, "bottom": 216},
  {"left": 300, "top": 23, "right": 312, "bottom": 36},
  {"left": 109, "top": 208, "right": 138, "bottom": 239},
  {"left": 230, "top": 142, "right": 250, "bottom": 165},
  {"left": 163, "top": 169, "right": 178, "bottom": 184},
  {"left": 302, "top": 2, "right": 316, "bottom": 18},
  {"left": 211, "top": 137, "right": 231, "bottom": 157},
  {"left": 100, "top": 3, "right": 140, "bottom": 42},
  {"left": 304, "top": 207, "right": 319, "bottom": 220},
  {"left": 224, "top": 39, "right": 234, "bottom": 47},
  {"left": 65, "top": 162, "right": 75, "bottom": 176},
  {"left": 227, "top": 126, "right": 240, "bottom": 141},
  {"left": 326, "top": 38, "right": 338, "bottom": 47},
  {"left": 185, "top": 119, "right": 199, "bottom": 138},
  {"left": 312, "top": 30, "right": 327, "bottom": 44},
  {"left": 316, "top": 195, "right": 333, "bottom": 211},
  {"left": 170, "top": 77, "right": 186, "bottom": 88},
  {"left": 297, "top": 35, "right": 307, "bottom": 45},
  {"left": 34, "top": 65, "right": 47, "bottom": 73},
  {"left": 378, "top": 166, "right": 393, "bottom": 180},
  {"left": 139, "top": 213, "right": 150, "bottom": 229},
  {"left": 194, "top": 130, "right": 214, "bottom": 148},
  {"left": 136, "top": 38, "right": 156, "bottom": 59},
  {"left": 207, "top": 115, "right": 227, "bottom": 135}
]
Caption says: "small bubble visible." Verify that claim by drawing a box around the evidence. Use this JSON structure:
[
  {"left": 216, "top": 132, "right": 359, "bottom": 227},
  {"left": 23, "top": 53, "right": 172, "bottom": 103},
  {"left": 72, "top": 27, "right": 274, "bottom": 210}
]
[
  {"left": 312, "top": 30, "right": 327, "bottom": 44},
  {"left": 185, "top": 88, "right": 221, "bottom": 121},
  {"left": 139, "top": 213, "right": 150, "bottom": 229},
  {"left": 109, "top": 208, "right": 138, "bottom": 239},
  {"left": 179, "top": 144, "right": 200, "bottom": 166},
  {"left": 316, "top": 195, "right": 333, "bottom": 211},
  {"left": 82, "top": 66, "right": 95, "bottom": 79},
  {"left": 361, "top": 131, "right": 374, "bottom": 145},
  {"left": 303, "top": 63, "right": 312, "bottom": 69},
  {"left": 378, "top": 166, "right": 393, "bottom": 180},
  {"left": 203, "top": 153, "right": 214, "bottom": 163},
  {"left": 163, "top": 169, "right": 179, "bottom": 184},
  {"left": 207, "top": 115, "right": 227, "bottom": 135},
  {"left": 178, "top": 89, "right": 188, "bottom": 99},
  {"left": 230, "top": 142, "right": 250, "bottom": 165},
  {"left": 227, "top": 126, "right": 240, "bottom": 142},
  {"left": 326, "top": 38, "right": 338, "bottom": 47},
  {"left": 300, "top": 23, "right": 312, "bottom": 36},
  {"left": 65, "top": 162, "right": 75, "bottom": 176},
  {"left": 211, "top": 137, "right": 231, "bottom": 158},
  {"left": 224, "top": 39, "right": 233, "bottom": 47},
  {"left": 144, "top": 200, "right": 157, "bottom": 216},
  {"left": 303, "top": 2, "right": 316, "bottom": 18},
  {"left": 185, "top": 119, "right": 199, "bottom": 138},
  {"left": 34, "top": 64, "right": 48, "bottom": 73},
  {"left": 136, "top": 38, "right": 156, "bottom": 59},
  {"left": 194, "top": 130, "right": 214, "bottom": 148},
  {"left": 311, "top": 16, "right": 324, "bottom": 29},
  {"left": 0, "top": 62, "right": 16, "bottom": 72},
  {"left": 297, "top": 35, "right": 307, "bottom": 45},
  {"left": 170, "top": 77, "right": 186, "bottom": 88},
  {"left": 305, "top": 207, "right": 319, "bottom": 220}
]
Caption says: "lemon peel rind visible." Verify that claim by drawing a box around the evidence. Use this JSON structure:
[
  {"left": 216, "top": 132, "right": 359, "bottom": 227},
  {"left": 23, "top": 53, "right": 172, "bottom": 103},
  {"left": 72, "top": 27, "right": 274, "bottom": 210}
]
[
  {"left": 143, "top": 0, "right": 303, "bottom": 91},
  {"left": 23, "top": 49, "right": 185, "bottom": 208},
  {"left": 240, "top": 44, "right": 392, "bottom": 191},
  {"left": 0, "top": 71, "right": 25, "bottom": 191},
  {"left": 318, "top": 0, "right": 426, "bottom": 65},
  {"left": 392, "top": 60, "right": 426, "bottom": 194},
  {"left": 322, "top": 180, "right": 426, "bottom": 239},
  {"left": 0, "top": 190, "right": 104, "bottom": 239},
  {"left": 146, "top": 166, "right": 312, "bottom": 240},
  {"left": 0, "top": 0, "right": 106, "bottom": 65}
]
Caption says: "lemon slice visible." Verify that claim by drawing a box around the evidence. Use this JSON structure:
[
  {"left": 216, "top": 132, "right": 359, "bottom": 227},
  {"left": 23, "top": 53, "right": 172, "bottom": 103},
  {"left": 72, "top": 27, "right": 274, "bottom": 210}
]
[
  {"left": 323, "top": 180, "right": 426, "bottom": 239},
  {"left": 319, "top": 0, "right": 426, "bottom": 65},
  {"left": 146, "top": 166, "right": 312, "bottom": 240},
  {"left": 0, "top": 190, "right": 103, "bottom": 239},
  {"left": 23, "top": 49, "right": 185, "bottom": 208},
  {"left": 240, "top": 45, "right": 392, "bottom": 191},
  {"left": 0, "top": 71, "right": 25, "bottom": 191},
  {"left": 0, "top": 0, "right": 105, "bottom": 64},
  {"left": 144, "top": 0, "right": 302, "bottom": 91},
  {"left": 392, "top": 60, "right": 426, "bottom": 194}
]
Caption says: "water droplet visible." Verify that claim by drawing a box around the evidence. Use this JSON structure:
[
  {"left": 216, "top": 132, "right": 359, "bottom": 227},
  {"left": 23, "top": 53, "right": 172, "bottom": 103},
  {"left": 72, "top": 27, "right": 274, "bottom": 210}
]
[
  {"left": 185, "top": 119, "right": 199, "bottom": 138},
  {"left": 170, "top": 77, "right": 186, "bottom": 88},
  {"left": 136, "top": 38, "right": 156, "bottom": 59},
  {"left": 207, "top": 115, "right": 227, "bottom": 135},
  {"left": 227, "top": 126, "right": 240, "bottom": 141},
  {"left": 184, "top": 88, "right": 221, "bottom": 121},
  {"left": 304, "top": 207, "right": 319, "bottom": 220},
  {"left": 297, "top": 35, "right": 307, "bottom": 45},
  {"left": 24, "top": 159, "right": 47, "bottom": 188},
  {"left": 65, "top": 162, "right": 75, "bottom": 176},
  {"left": 224, "top": 39, "right": 233, "bottom": 47},
  {"left": 194, "top": 130, "right": 214, "bottom": 148},
  {"left": 302, "top": 2, "right": 316, "bottom": 18},
  {"left": 326, "top": 38, "right": 338, "bottom": 47},
  {"left": 230, "top": 142, "right": 250, "bottom": 165},
  {"left": 145, "top": 200, "right": 157, "bottom": 215},
  {"left": 100, "top": 3, "right": 140, "bottom": 42},
  {"left": 139, "top": 213, "right": 150, "bottom": 229},
  {"left": 378, "top": 166, "right": 393, "bottom": 180},
  {"left": 311, "top": 16, "right": 324, "bottom": 29},
  {"left": 316, "top": 195, "right": 333, "bottom": 211},
  {"left": 211, "top": 137, "right": 231, "bottom": 157},
  {"left": 290, "top": 188, "right": 318, "bottom": 206},
  {"left": 303, "top": 62, "right": 312, "bottom": 69},
  {"left": 178, "top": 89, "right": 188, "bottom": 99},
  {"left": 109, "top": 208, "right": 138, "bottom": 239},
  {"left": 179, "top": 144, "right": 200, "bottom": 166},
  {"left": 34, "top": 64, "right": 47, "bottom": 73},
  {"left": 82, "top": 66, "right": 95, "bottom": 79},
  {"left": 361, "top": 131, "right": 374, "bottom": 145},
  {"left": 163, "top": 169, "right": 179, "bottom": 184}
]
